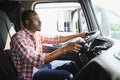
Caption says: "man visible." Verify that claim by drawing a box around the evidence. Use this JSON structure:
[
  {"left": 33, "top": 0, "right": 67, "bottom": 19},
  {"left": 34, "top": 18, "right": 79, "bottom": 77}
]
[{"left": 10, "top": 10, "right": 88, "bottom": 80}]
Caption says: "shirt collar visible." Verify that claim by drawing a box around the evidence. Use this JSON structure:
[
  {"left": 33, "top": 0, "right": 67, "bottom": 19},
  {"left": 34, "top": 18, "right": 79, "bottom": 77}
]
[{"left": 23, "top": 28, "right": 37, "bottom": 36}]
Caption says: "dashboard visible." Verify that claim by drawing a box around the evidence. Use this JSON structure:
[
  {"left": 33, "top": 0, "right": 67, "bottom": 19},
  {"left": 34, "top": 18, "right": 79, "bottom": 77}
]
[
  {"left": 90, "top": 37, "right": 113, "bottom": 55},
  {"left": 75, "top": 37, "right": 120, "bottom": 80},
  {"left": 78, "top": 37, "right": 113, "bottom": 66}
]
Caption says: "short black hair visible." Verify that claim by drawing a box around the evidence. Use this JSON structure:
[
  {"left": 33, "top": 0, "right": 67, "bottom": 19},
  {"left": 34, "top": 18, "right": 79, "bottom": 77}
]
[{"left": 21, "top": 10, "right": 35, "bottom": 26}]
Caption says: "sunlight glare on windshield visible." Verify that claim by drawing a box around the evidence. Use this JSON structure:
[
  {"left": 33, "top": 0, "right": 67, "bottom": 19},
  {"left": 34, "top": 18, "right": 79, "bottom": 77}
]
[{"left": 93, "top": 0, "right": 120, "bottom": 14}]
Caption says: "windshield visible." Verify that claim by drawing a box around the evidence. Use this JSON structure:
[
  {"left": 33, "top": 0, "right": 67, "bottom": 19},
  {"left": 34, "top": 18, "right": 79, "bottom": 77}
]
[{"left": 91, "top": 0, "right": 120, "bottom": 40}]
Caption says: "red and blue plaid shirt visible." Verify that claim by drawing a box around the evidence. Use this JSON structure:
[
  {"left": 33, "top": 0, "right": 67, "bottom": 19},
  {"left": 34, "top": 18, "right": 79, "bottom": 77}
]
[{"left": 10, "top": 28, "right": 59, "bottom": 80}]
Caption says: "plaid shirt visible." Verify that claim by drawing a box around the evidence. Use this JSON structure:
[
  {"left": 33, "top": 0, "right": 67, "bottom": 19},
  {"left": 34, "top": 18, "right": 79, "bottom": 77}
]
[{"left": 10, "top": 28, "right": 59, "bottom": 80}]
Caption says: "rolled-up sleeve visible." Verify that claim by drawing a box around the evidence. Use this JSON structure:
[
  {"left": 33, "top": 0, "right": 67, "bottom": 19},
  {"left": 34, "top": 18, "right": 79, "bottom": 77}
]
[{"left": 40, "top": 34, "right": 60, "bottom": 44}]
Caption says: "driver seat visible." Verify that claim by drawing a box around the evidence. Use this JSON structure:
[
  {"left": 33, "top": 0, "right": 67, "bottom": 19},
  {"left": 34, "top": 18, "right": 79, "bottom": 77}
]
[
  {"left": 0, "top": 10, "right": 18, "bottom": 80},
  {"left": 0, "top": 10, "right": 16, "bottom": 50}
]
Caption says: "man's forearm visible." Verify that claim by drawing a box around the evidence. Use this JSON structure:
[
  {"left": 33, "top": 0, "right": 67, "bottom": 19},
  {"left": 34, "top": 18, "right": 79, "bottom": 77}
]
[
  {"left": 44, "top": 46, "right": 65, "bottom": 64},
  {"left": 59, "top": 33, "right": 85, "bottom": 43}
]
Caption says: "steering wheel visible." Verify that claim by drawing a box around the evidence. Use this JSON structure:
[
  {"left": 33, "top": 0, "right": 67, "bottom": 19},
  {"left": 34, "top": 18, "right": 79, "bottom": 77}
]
[
  {"left": 85, "top": 30, "right": 100, "bottom": 43},
  {"left": 65, "top": 30, "right": 100, "bottom": 52},
  {"left": 78, "top": 30, "right": 100, "bottom": 66},
  {"left": 81, "top": 30, "right": 100, "bottom": 51}
]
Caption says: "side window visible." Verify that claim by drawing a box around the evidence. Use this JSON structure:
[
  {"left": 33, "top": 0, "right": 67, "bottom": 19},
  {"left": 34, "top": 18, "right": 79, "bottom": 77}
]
[
  {"left": 91, "top": 0, "right": 120, "bottom": 40},
  {"left": 34, "top": 2, "right": 88, "bottom": 36}
]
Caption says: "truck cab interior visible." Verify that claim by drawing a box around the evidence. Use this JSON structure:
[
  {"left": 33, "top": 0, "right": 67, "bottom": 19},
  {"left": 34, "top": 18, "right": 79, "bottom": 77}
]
[{"left": 0, "top": 0, "right": 120, "bottom": 80}]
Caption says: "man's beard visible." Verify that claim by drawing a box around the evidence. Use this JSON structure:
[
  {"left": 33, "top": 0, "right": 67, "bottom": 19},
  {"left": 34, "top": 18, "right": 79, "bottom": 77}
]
[{"left": 36, "top": 28, "right": 41, "bottom": 31}]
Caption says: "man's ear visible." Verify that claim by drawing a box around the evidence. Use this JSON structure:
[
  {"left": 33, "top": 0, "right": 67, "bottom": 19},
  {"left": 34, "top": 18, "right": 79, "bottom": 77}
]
[{"left": 25, "top": 20, "right": 29, "bottom": 25}]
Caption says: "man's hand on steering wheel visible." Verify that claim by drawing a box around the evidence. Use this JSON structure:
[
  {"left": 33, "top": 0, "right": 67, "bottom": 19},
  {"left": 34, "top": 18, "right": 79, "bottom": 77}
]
[
  {"left": 80, "top": 30, "right": 100, "bottom": 51},
  {"left": 80, "top": 32, "right": 89, "bottom": 38},
  {"left": 84, "top": 30, "right": 100, "bottom": 43}
]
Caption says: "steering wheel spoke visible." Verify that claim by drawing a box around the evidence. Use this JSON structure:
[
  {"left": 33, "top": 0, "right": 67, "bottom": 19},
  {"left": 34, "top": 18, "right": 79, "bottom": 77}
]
[
  {"left": 85, "top": 30, "right": 100, "bottom": 43},
  {"left": 81, "top": 30, "right": 100, "bottom": 52}
]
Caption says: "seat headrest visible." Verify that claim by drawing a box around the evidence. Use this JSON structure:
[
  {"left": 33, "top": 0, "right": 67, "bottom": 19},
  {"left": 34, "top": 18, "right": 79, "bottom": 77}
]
[{"left": 0, "top": 10, "right": 16, "bottom": 50}]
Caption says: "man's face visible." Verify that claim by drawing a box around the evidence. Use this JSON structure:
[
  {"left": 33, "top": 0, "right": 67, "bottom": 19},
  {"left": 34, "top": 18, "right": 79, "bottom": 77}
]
[{"left": 28, "top": 12, "right": 41, "bottom": 31}]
